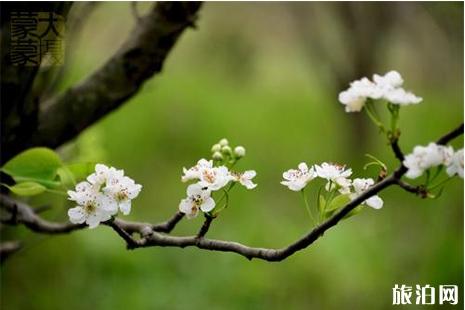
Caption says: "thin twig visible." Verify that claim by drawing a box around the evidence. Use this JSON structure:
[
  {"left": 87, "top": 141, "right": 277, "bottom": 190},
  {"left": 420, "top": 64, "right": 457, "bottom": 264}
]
[
  {"left": 196, "top": 215, "right": 214, "bottom": 238},
  {"left": 106, "top": 220, "right": 140, "bottom": 249},
  {"left": 152, "top": 211, "right": 184, "bottom": 233}
]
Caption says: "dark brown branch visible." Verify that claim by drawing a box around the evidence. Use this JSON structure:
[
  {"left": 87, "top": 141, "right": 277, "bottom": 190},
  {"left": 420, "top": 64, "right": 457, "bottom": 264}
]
[
  {"left": 13, "top": 2, "right": 203, "bottom": 157},
  {"left": 106, "top": 220, "right": 140, "bottom": 249},
  {"left": 196, "top": 215, "right": 214, "bottom": 238},
  {"left": 436, "top": 123, "right": 464, "bottom": 145},
  {"left": 152, "top": 211, "right": 184, "bottom": 233},
  {"left": 390, "top": 136, "right": 405, "bottom": 161},
  {"left": 396, "top": 180, "right": 428, "bottom": 197},
  {"left": 0, "top": 195, "right": 85, "bottom": 234},
  {"left": 1, "top": 124, "right": 463, "bottom": 262}
]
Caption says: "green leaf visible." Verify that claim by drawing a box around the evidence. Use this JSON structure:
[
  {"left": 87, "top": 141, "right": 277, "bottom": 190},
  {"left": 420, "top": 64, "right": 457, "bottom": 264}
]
[
  {"left": 2, "top": 147, "right": 63, "bottom": 186},
  {"left": 66, "top": 162, "right": 96, "bottom": 182},
  {"left": 326, "top": 194, "right": 351, "bottom": 212},
  {"left": 6, "top": 182, "right": 46, "bottom": 196},
  {"left": 343, "top": 205, "right": 365, "bottom": 219},
  {"left": 318, "top": 194, "right": 326, "bottom": 213},
  {"left": 57, "top": 166, "right": 76, "bottom": 189}
]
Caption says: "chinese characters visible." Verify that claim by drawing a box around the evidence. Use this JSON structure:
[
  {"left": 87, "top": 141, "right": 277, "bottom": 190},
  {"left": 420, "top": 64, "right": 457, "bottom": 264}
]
[
  {"left": 10, "top": 11, "right": 65, "bottom": 66},
  {"left": 393, "top": 284, "right": 458, "bottom": 305}
]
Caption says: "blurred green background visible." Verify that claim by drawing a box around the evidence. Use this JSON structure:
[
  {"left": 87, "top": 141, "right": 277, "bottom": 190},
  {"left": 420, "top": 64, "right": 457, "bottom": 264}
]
[{"left": 1, "top": 2, "right": 463, "bottom": 309}]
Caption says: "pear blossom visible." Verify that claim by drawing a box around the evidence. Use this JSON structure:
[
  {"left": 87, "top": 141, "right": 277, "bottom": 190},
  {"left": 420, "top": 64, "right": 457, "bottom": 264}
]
[
  {"left": 338, "top": 77, "right": 382, "bottom": 112},
  {"left": 212, "top": 152, "right": 223, "bottom": 161},
  {"left": 315, "top": 162, "right": 352, "bottom": 194},
  {"left": 234, "top": 146, "right": 246, "bottom": 158},
  {"left": 67, "top": 181, "right": 113, "bottom": 228},
  {"left": 67, "top": 164, "right": 143, "bottom": 227},
  {"left": 281, "top": 162, "right": 317, "bottom": 191},
  {"left": 179, "top": 184, "right": 215, "bottom": 219},
  {"left": 446, "top": 149, "right": 464, "bottom": 178},
  {"left": 103, "top": 175, "right": 142, "bottom": 215},
  {"left": 87, "top": 163, "right": 123, "bottom": 188},
  {"left": 373, "top": 70, "right": 404, "bottom": 88},
  {"left": 198, "top": 165, "right": 232, "bottom": 191},
  {"left": 231, "top": 170, "right": 257, "bottom": 189},
  {"left": 403, "top": 143, "right": 454, "bottom": 179},
  {"left": 350, "top": 178, "right": 383, "bottom": 209},
  {"left": 181, "top": 159, "right": 213, "bottom": 182},
  {"left": 338, "top": 70, "right": 422, "bottom": 112}
]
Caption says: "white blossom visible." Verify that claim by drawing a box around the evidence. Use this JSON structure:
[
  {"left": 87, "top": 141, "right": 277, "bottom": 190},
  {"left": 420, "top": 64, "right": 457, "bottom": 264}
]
[
  {"left": 383, "top": 88, "right": 422, "bottom": 106},
  {"left": 198, "top": 165, "right": 232, "bottom": 191},
  {"left": 338, "top": 70, "right": 422, "bottom": 112},
  {"left": 373, "top": 70, "right": 404, "bottom": 89},
  {"left": 446, "top": 149, "right": 464, "bottom": 178},
  {"left": 103, "top": 175, "right": 142, "bottom": 215},
  {"left": 212, "top": 152, "right": 223, "bottom": 161},
  {"left": 338, "top": 77, "right": 382, "bottom": 112},
  {"left": 67, "top": 181, "right": 113, "bottom": 228},
  {"left": 281, "top": 162, "right": 317, "bottom": 191},
  {"left": 315, "top": 162, "right": 352, "bottom": 194},
  {"left": 179, "top": 184, "right": 215, "bottom": 219},
  {"left": 68, "top": 164, "right": 143, "bottom": 227},
  {"left": 181, "top": 159, "right": 213, "bottom": 182},
  {"left": 350, "top": 178, "right": 383, "bottom": 209},
  {"left": 403, "top": 143, "right": 454, "bottom": 179},
  {"left": 234, "top": 146, "right": 246, "bottom": 157},
  {"left": 87, "top": 163, "right": 123, "bottom": 188},
  {"left": 231, "top": 170, "right": 257, "bottom": 189}
]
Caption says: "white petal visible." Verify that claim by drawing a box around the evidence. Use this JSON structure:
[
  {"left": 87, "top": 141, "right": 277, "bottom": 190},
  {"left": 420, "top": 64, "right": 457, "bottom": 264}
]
[
  {"left": 243, "top": 170, "right": 256, "bottom": 179},
  {"left": 179, "top": 199, "right": 192, "bottom": 214},
  {"left": 288, "top": 181, "right": 305, "bottom": 192},
  {"left": 241, "top": 179, "right": 257, "bottom": 189},
  {"left": 187, "top": 183, "right": 204, "bottom": 196},
  {"left": 68, "top": 207, "right": 86, "bottom": 224},
  {"left": 86, "top": 214, "right": 101, "bottom": 229},
  {"left": 200, "top": 197, "right": 215, "bottom": 212},
  {"left": 298, "top": 162, "right": 308, "bottom": 173},
  {"left": 119, "top": 201, "right": 132, "bottom": 215},
  {"left": 366, "top": 196, "right": 383, "bottom": 209}
]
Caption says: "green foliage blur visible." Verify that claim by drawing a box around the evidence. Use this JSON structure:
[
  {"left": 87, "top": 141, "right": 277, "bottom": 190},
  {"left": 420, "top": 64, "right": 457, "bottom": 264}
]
[{"left": 1, "top": 2, "right": 463, "bottom": 309}]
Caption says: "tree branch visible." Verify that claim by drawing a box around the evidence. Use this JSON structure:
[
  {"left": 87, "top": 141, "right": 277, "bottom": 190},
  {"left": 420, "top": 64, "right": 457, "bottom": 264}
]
[
  {"left": 196, "top": 215, "right": 214, "bottom": 238},
  {"left": 5, "top": 2, "right": 203, "bottom": 161},
  {"left": 152, "top": 211, "right": 184, "bottom": 233},
  {"left": 0, "top": 241, "right": 22, "bottom": 264},
  {"left": 1, "top": 123, "right": 462, "bottom": 262}
]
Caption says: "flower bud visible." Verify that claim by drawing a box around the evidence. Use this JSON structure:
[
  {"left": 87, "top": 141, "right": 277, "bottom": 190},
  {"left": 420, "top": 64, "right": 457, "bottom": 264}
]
[
  {"left": 219, "top": 138, "right": 229, "bottom": 146},
  {"left": 212, "top": 151, "right": 223, "bottom": 161},
  {"left": 211, "top": 144, "right": 221, "bottom": 153},
  {"left": 234, "top": 146, "right": 246, "bottom": 157},
  {"left": 221, "top": 145, "right": 232, "bottom": 155}
]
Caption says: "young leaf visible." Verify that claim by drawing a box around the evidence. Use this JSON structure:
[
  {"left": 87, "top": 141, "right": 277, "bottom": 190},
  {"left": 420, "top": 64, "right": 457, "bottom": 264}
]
[
  {"left": 57, "top": 166, "right": 76, "bottom": 189},
  {"left": 1, "top": 148, "right": 63, "bottom": 186},
  {"left": 6, "top": 182, "right": 46, "bottom": 196},
  {"left": 343, "top": 205, "right": 365, "bottom": 219},
  {"left": 318, "top": 194, "right": 326, "bottom": 213},
  {"left": 66, "top": 162, "right": 96, "bottom": 182},
  {"left": 326, "top": 194, "right": 351, "bottom": 212}
]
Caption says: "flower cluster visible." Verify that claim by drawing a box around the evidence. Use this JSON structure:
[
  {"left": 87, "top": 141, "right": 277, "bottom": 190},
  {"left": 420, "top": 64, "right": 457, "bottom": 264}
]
[
  {"left": 67, "top": 164, "right": 142, "bottom": 228},
  {"left": 281, "top": 162, "right": 383, "bottom": 209},
  {"left": 403, "top": 143, "right": 463, "bottom": 179},
  {"left": 338, "top": 70, "right": 422, "bottom": 112},
  {"left": 179, "top": 140, "right": 257, "bottom": 219}
]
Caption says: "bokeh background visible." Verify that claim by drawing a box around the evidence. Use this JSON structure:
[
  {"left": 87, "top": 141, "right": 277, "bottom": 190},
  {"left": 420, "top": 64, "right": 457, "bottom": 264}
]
[{"left": 1, "top": 2, "right": 463, "bottom": 309}]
